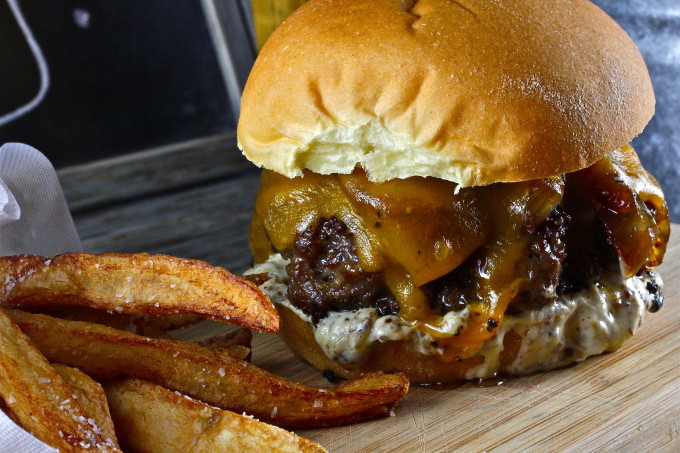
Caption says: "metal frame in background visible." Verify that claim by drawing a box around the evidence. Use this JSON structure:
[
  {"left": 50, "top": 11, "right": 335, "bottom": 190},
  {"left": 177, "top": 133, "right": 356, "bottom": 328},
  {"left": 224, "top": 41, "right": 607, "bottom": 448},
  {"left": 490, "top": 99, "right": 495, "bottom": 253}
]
[{"left": 201, "top": 0, "right": 257, "bottom": 120}]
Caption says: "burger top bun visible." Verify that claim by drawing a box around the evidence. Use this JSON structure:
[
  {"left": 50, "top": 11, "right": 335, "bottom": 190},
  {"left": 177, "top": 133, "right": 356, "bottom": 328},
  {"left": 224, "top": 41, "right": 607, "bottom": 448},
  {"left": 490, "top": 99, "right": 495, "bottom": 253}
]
[{"left": 237, "top": 0, "right": 654, "bottom": 187}]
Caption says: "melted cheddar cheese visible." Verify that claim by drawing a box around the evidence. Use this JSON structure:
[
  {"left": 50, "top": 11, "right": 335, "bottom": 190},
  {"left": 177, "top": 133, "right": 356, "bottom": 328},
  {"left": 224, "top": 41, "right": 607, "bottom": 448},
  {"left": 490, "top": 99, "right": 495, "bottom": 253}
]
[
  {"left": 250, "top": 146, "right": 668, "bottom": 365},
  {"left": 251, "top": 168, "right": 564, "bottom": 359}
]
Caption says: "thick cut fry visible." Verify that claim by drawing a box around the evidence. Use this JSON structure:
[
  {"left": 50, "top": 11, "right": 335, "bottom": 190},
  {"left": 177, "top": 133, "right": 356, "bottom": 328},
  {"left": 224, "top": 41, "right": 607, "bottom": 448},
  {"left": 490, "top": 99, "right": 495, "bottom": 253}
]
[
  {"left": 53, "top": 308, "right": 249, "bottom": 356},
  {"left": 199, "top": 328, "right": 253, "bottom": 361},
  {"left": 0, "top": 253, "right": 278, "bottom": 332},
  {"left": 0, "top": 398, "right": 19, "bottom": 425},
  {"left": 212, "top": 343, "right": 251, "bottom": 361},
  {"left": 52, "top": 364, "right": 119, "bottom": 448},
  {"left": 106, "top": 378, "right": 326, "bottom": 453},
  {"left": 8, "top": 310, "right": 409, "bottom": 429},
  {"left": 201, "top": 327, "right": 252, "bottom": 349},
  {"left": 53, "top": 307, "right": 204, "bottom": 339},
  {"left": 0, "top": 308, "right": 119, "bottom": 452}
]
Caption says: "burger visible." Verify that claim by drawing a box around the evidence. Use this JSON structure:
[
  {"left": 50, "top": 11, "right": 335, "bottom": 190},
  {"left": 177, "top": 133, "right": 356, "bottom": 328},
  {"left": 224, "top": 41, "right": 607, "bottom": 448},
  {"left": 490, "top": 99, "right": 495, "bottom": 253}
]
[{"left": 239, "top": 0, "right": 670, "bottom": 384}]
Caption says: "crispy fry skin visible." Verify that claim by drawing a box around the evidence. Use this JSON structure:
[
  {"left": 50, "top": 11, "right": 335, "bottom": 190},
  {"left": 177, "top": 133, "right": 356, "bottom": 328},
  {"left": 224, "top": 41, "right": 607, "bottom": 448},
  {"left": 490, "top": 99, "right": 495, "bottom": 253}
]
[
  {"left": 0, "top": 253, "right": 278, "bottom": 332},
  {"left": 7, "top": 310, "right": 410, "bottom": 429},
  {"left": 0, "top": 308, "right": 119, "bottom": 452},
  {"left": 0, "top": 397, "right": 19, "bottom": 425},
  {"left": 201, "top": 328, "right": 253, "bottom": 349},
  {"left": 106, "top": 378, "right": 327, "bottom": 453},
  {"left": 52, "top": 307, "right": 204, "bottom": 339},
  {"left": 199, "top": 329, "right": 253, "bottom": 361},
  {"left": 52, "top": 364, "right": 119, "bottom": 449}
]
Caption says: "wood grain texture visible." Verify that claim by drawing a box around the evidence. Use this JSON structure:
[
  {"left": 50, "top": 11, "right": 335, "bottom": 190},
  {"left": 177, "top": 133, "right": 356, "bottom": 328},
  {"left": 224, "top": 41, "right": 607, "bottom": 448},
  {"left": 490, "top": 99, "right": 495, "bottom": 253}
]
[
  {"left": 73, "top": 170, "right": 260, "bottom": 272},
  {"left": 174, "top": 232, "right": 680, "bottom": 453},
  {"left": 58, "top": 133, "right": 252, "bottom": 213}
]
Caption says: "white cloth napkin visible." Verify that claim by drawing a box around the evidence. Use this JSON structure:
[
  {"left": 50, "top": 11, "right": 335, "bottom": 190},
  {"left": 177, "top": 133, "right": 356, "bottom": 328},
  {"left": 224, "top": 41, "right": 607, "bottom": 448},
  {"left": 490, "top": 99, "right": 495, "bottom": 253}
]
[
  {"left": 0, "top": 176, "right": 20, "bottom": 227},
  {"left": 0, "top": 143, "right": 82, "bottom": 255},
  {"left": 0, "top": 143, "right": 83, "bottom": 453}
]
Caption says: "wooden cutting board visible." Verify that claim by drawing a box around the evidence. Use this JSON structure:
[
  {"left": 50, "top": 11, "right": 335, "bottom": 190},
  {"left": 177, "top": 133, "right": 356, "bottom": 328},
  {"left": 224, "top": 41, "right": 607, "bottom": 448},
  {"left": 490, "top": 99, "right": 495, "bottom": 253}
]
[{"left": 178, "top": 231, "right": 680, "bottom": 453}]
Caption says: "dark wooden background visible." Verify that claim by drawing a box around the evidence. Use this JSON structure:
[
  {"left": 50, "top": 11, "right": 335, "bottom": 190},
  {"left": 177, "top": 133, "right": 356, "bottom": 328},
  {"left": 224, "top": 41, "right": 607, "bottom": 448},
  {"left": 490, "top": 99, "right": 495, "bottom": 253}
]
[{"left": 58, "top": 133, "right": 259, "bottom": 271}]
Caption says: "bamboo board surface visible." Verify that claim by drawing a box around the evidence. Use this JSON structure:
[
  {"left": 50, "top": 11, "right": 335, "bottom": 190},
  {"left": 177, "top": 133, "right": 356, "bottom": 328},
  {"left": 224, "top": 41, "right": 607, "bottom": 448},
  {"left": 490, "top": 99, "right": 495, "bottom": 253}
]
[{"left": 177, "top": 229, "right": 680, "bottom": 453}]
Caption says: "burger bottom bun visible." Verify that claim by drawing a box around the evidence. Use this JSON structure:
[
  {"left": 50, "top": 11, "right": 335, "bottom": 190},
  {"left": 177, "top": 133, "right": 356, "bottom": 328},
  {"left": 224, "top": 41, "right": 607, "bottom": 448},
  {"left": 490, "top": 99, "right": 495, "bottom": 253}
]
[
  {"left": 277, "top": 305, "right": 522, "bottom": 384},
  {"left": 277, "top": 294, "right": 640, "bottom": 384}
]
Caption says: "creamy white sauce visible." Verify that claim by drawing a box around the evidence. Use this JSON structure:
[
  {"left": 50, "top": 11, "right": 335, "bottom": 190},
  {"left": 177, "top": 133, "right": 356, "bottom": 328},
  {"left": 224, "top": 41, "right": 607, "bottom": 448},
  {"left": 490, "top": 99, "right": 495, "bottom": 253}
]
[
  {"left": 465, "top": 270, "right": 661, "bottom": 378},
  {"left": 244, "top": 253, "right": 308, "bottom": 317},
  {"left": 312, "top": 307, "right": 471, "bottom": 364},
  {"left": 245, "top": 254, "right": 470, "bottom": 364},
  {"left": 246, "top": 254, "right": 661, "bottom": 377}
]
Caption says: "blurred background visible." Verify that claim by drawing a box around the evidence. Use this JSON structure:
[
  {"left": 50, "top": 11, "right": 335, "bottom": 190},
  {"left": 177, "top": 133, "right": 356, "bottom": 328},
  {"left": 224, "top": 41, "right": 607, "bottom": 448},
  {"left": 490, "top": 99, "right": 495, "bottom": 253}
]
[{"left": 0, "top": 0, "right": 678, "bottom": 262}]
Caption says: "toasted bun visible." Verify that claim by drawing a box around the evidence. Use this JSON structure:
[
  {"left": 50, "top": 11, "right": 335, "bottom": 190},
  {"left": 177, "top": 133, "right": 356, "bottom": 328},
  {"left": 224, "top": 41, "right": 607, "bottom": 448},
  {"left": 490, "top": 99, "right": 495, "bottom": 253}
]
[{"left": 238, "top": 0, "right": 654, "bottom": 187}]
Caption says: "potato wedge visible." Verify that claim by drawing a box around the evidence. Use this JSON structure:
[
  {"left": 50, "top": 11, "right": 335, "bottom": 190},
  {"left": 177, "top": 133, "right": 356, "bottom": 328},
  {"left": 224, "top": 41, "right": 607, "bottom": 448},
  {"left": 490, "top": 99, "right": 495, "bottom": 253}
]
[
  {"left": 199, "top": 328, "right": 253, "bottom": 361},
  {"left": 0, "top": 397, "right": 19, "bottom": 425},
  {"left": 200, "top": 327, "right": 252, "bottom": 349},
  {"left": 52, "top": 307, "right": 204, "bottom": 339},
  {"left": 106, "top": 378, "right": 326, "bottom": 453},
  {"left": 7, "top": 309, "right": 409, "bottom": 428},
  {"left": 211, "top": 343, "right": 251, "bottom": 361},
  {"left": 0, "top": 308, "right": 119, "bottom": 452},
  {"left": 0, "top": 253, "right": 278, "bottom": 332},
  {"left": 52, "top": 364, "right": 119, "bottom": 448}
]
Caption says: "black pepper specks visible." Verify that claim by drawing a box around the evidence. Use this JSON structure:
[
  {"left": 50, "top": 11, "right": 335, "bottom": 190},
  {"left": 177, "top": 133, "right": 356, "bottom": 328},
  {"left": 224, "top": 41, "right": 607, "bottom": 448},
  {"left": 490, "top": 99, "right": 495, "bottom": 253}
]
[
  {"left": 487, "top": 318, "right": 498, "bottom": 331},
  {"left": 322, "top": 369, "right": 340, "bottom": 383},
  {"left": 646, "top": 281, "right": 658, "bottom": 294},
  {"left": 646, "top": 280, "right": 663, "bottom": 313}
]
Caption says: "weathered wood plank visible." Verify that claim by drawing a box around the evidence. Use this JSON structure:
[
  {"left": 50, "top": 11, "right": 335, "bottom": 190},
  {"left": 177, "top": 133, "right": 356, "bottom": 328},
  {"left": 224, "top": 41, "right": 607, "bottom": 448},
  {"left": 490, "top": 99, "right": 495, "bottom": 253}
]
[
  {"left": 73, "top": 170, "right": 261, "bottom": 273},
  {"left": 58, "top": 133, "right": 253, "bottom": 213}
]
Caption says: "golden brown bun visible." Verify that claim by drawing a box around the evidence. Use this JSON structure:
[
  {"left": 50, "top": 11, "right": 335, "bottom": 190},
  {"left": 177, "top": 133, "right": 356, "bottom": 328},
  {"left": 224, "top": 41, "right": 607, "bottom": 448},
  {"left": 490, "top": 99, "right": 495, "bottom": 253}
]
[
  {"left": 238, "top": 0, "right": 654, "bottom": 187},
  {"left": 278, "top": 305, "right": 521, "bottom": 384}
]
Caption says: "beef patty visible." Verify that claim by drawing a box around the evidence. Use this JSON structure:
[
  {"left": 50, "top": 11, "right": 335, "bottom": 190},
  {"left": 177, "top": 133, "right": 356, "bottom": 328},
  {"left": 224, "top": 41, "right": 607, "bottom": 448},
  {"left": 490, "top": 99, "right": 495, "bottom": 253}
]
[
  {"left": 284, "top": 206, "right": 621, "bottom": 322},
  {"left": 284, "top": 217, "right": 399, "bottom": 324}
]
